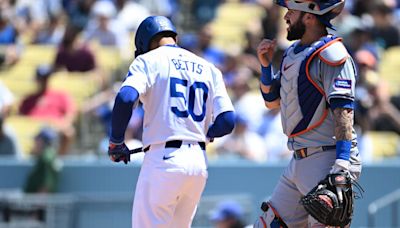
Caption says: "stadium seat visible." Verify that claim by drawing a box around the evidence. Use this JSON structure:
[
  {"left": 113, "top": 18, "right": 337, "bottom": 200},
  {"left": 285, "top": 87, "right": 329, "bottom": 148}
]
[
  {"left": 19, "top": 45, "right": 56, "bottom": 67},
  {"left": 211, "top": 1, "right": 264, "bottom": 52},
  {"left": 380, "top": 46, "right": 400, "bottom": 94},
  {"left": 49, "top": 71, "right": 99, "bottom": 107},
  {"left": 0, "top": 45, "right": 57, "bottom": 104},
  {"left": 1, "top": 77, "right": 36, "bottom": 100},
  {"left": 6, "top": 116, "right": 50, "bottom": 157},
  {"left": 91, "top": 46, "right": 122, "bottom": 73},
  {"left": 0, "top": 45, "right": 56, "bottom": 80}
]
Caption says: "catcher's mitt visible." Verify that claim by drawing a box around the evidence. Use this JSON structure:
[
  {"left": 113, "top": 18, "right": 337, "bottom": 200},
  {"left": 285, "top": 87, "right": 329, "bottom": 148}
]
[{"left": 300, "top": 172, "right": 361, "bottom": 227}]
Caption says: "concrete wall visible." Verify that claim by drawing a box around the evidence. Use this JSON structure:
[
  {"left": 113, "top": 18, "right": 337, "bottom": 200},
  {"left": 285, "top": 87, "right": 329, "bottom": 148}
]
[{"left": 0, "top": 159, "right": 399, "bottom": 227}]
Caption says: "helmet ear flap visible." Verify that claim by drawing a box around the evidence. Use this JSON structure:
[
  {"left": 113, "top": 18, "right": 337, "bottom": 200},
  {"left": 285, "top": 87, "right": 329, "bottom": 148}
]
[
  {"left": 134, "top": 50, "right": 140, "bottom": 58},
  {"left": 134, "top": 40, "right": 144, "bottom": 57}
]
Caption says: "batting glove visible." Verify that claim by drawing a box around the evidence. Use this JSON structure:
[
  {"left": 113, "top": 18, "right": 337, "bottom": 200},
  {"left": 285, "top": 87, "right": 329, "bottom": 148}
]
[{"left": 108, "top": 142, "right": 130, "bottom": 164}]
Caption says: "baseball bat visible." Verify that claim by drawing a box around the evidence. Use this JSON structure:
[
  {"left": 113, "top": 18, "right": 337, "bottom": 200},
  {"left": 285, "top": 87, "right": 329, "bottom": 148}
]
[{"left": 129, "top": 147, "right": 143, "bottom": 154}]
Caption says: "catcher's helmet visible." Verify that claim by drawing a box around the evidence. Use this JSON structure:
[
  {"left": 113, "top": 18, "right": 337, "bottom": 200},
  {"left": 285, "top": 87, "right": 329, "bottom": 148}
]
[
  {"left": 134, "top": 16, "right": 177, "bottom": 57},
  {"left": 274, "top": 0, "right": 345, "bottom": 29}
]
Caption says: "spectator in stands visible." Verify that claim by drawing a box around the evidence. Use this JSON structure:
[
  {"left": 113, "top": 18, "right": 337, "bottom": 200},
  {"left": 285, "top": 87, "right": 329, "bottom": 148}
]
[
  {"left": 19, "top": 65, "right": 76, "bottom": 155},
  {"left": 32, "top": 13, "right": 66, "bottom": 45},
  {"left": 0, "top": 81, "right": 20, "bottom": 157},
  {"left": 258, "top": 109, "right": 291, "bottom": 163},
  {"left": 230, "top": 67, "right": 265, "bottom": 132},
  {"left": 0, "top": 115, "right": 17, "bottom": 156},
  {"left": 192, "top": 0, "right": 222, "bottom": 26},
  {"left": 240, "top": 30, "right": 263, "bottom": 76},
  {"left": 222, "top": 54, "right": 240, "bottom": 88},
  {"left": 0, "top": 81, "right": 14, "bottom": 117},
  {"left": 352, "top": 49, "right": 379, "bottom": 162},
  {"left": 369, "top": 1, "right": 400, "bottom": 49},
  {"left": 260, "top": 3, "right": 280, "bottom": 40},
  {"left": 213, "top": 114, "right": 266, "bottom": 163},
  {"left": 368, "top": 77, "right": 400, "bottom": 134},
  {"left": 354, "top": 49, "right": 379, "bottom": 131},
  {"left": 83, "top": 0, "right": 130, "bottom": 60},
  {"left": 0, "top": 7, "right": 20, "bottom": 68},
  {"left": 351, "top": 0, "right": 372, "bottom": 17},
  {"left": 351, "top": 48, "right": 400, "bottom": 136},
  {"left": 210, "top": 200, "right": 247, "bottom": 228},
  {"left": 333, "top": 3, "right": 365, "bottom": 38},
  {"left": 24, "top": 127, "right": 61, "bottom": 193},
  {"left": 115, "top": 0, "right": 150, "bottom": 32},
  {"left": 53, "top": 23, "right": 96, "bottom": 72},
  {"left": 84, "top": 0, "right": 117, "bottom": 45},
  {"left": 192, "top": 23, "right": 226, "bottom": 70},
  {"left": 138, "top": 0, "right": 177, "bottom": 18},
  {"left": 345, "top": 26, "right": 381, "bottom": 60},
  {"left": 80, "top": 83, "right": 144, "bottom": 154},
  {"left": 0, "top": 9, "right": 18, "bottom": 44},
  {"left": 0, "top": 45, "right": 20, "bottom": 70},
  {"left": 64, "top": 0, "right": 96, "bottom": 30},
  {"left": 14, "top": 0, "right": 63, "bottom": 42}
]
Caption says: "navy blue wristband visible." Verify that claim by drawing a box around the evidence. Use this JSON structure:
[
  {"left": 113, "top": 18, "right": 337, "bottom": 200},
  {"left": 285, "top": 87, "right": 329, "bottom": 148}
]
[
  {"left": 260, "top": 87, "right": 279, "bottom": 102},
  {"left": 336, "top": 140, "right": 351, "bottom": 160},
  {"left": 260, "top": 65, "right": 273, "bottom": 86}
]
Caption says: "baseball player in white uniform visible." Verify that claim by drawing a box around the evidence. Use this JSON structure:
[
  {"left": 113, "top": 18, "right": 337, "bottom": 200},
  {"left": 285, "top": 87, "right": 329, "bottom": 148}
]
[
  {"left": 107, "top": 16, "right": 235, "bottom": 228},
  {"left": 253, "top": 0, "right": 362, "bottom": 227}
]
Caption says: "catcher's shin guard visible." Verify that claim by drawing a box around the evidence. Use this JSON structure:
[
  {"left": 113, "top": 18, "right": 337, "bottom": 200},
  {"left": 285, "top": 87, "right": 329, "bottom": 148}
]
[{"left": 254, "top": 202, "right": 288, "bottom": 228}]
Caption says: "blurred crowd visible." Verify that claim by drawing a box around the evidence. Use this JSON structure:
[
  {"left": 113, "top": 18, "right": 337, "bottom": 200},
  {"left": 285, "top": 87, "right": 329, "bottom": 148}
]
[{"left": 0, "top": 0, "right": 400, "bottom": 167}]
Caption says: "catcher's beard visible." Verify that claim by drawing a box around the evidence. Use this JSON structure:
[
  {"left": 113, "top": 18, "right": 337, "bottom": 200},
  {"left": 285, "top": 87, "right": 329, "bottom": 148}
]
[{"left": 287, "top": 14, "right": 306, "bottom": 41}]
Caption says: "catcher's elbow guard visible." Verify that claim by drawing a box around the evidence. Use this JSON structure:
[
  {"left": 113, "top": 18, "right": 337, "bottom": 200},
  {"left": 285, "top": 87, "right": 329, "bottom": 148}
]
[{"left": 254, "top": 202, "right": 288, "bottom": 228}]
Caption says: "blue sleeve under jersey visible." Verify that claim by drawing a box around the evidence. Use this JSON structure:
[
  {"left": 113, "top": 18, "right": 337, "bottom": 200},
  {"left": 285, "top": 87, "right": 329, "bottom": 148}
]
[
  {"left": 330, "top": 98, "right": 354, "bottom": 111},
  {"left": 206, "top": 111, "right": 235, "bottom": 138},
  {"left": 109, "top": 86, "right": 139, "bottom": 143}
]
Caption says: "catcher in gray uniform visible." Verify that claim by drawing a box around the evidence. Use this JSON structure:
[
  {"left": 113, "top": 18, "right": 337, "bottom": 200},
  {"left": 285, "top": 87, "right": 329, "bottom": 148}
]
[{"left": 254, "top": 0, "right": 362, "bottom": 227}]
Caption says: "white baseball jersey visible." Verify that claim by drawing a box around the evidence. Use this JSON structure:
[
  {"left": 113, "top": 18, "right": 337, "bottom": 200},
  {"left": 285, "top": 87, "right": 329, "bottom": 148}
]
[{"left": 122, "top": 45, "right": 234, "bottom": 147}]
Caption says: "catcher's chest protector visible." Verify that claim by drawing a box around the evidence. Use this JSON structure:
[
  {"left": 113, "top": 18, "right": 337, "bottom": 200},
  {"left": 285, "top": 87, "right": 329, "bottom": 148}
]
[{"left": 279, "top": 35, "right": 339, "bottom": 137}]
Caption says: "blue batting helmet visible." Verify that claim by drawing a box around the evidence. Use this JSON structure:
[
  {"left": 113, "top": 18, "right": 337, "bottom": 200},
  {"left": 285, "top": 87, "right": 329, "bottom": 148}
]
[
  {"left": 274, "top": 0, "right": 345, "bottom": 29},
  {"left": 134, "top": 16, "right": 177, "bottom": 57}
]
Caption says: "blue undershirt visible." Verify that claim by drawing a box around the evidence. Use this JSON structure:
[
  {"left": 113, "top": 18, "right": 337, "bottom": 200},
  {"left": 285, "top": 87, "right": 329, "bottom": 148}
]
[
  {"left": 330, "top": 98, "right": 354, "bottom": 110},
  {"left": 206, "top": 111, "right": 235, "bottom": 138},
  {"left": 110, "top": 86, "right": 138, "bottom": 143}
]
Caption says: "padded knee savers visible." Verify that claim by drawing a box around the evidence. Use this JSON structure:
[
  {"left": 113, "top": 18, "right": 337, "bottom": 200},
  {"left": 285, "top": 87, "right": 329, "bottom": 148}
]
[{"left": 254, "top": 202, "right": 288, "bottom": 228}]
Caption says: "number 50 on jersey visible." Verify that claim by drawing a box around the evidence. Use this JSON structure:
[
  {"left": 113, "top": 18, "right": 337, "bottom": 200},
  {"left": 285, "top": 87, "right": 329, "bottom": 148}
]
[{"left": 170, "top": 78, "right": 208, "bottom": 122}]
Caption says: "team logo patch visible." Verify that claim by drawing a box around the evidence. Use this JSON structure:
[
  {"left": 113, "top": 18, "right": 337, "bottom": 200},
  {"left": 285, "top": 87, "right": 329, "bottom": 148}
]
[
  {"left": 334, "top": 79, "right": 351, "bottom": 89},
  {"left": 283, "top": 63, "right": 295, "bottom": 71}
]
